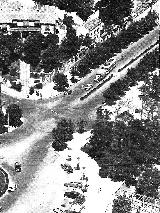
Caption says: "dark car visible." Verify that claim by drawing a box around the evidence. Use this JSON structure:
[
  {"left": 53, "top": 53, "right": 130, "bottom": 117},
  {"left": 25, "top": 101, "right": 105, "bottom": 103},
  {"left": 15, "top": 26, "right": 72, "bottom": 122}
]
[
  {"left": 64, "top": 191, "right": 81, "bottom": 199},
  {"left": 15, "top": 162, "right": 21, "bottom": 172},
  {"left": 61, "top": 163, "right": 73, "bottom": 174}
]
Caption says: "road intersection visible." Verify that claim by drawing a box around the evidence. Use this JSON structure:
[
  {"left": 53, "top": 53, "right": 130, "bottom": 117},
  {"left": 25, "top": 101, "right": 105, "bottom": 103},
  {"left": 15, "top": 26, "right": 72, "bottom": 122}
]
[{"left": 0, "top": 27, "right": 159, "bottom": 212}]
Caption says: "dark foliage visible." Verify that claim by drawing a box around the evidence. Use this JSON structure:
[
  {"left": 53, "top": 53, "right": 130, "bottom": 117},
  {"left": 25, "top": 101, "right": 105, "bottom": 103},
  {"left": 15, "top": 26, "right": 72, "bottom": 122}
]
[
  {"left": 82, "top": 102, "right": 160, "bottom": 186},
  {"left": 74, "top": 11, "right": 158, "bottom": 78},
  {"left": 29, "top": 87, "right": 34, "bottom": 95},
  {"left": 76, "top": 119, "right": 87, "bottom": 134},
  {"left": 0, "top": 111, "right": 8, "bottom": 134},
  {"left": 136, "top": 167, "right": 160, "bottom": 199},
  {"left": 112, "top": 194, "right": 132, "bottom": 213},
  {"left": 52, "top": 118, "right": 74, "bottom": 151},
  {"left": 95, "top": 0, "right": 133, "bottom": 27},
  {"left": 22, "top": 32, "right": 45, "bottom": 67},
  {"left": 5, "top": 104, "right": 23, "bottom": 128},
  {"left": 103, "top": 48, "right": 159, "bottom": 105},
  {"left": 33, "top": 0, "right": 94, "bottom": 21},
  {"left": 53, "top": 72, "right": 69, "bottom": 92},
  {"left": 10, "top": 82, "right": 22, "bottom": 92}
]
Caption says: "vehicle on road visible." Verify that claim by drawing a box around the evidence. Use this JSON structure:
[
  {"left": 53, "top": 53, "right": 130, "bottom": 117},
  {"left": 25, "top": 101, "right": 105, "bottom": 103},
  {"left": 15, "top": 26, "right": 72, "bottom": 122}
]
[
  {"left": 15, "top": 162, "right": 21, "bottom": 172},
  {"left": 82, "top": 84, "right": 93, "bottom": 91},
  {"left": 8, "top": 184, "right": 17, "bottom": 192},
  {"left": 108, "top": 57, "right": 115, "bottom": 62},
  {"left": 64, "top": 89, "right": 72, "bottom": 95},
  {"left": 104, "top": 73, "right": 114, "bottom": 81},
  {"left": 53, "top": 207, "right": 63, "bottom": 213},
  {"left": 94, "top": 74, "right": 104, "bottom": 83}
]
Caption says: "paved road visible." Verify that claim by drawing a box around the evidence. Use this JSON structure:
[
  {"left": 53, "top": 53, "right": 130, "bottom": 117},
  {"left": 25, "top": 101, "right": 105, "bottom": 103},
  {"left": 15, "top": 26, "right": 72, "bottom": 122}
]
[{"left": 0, "top": 27, "right": 159, "bottom": 212}]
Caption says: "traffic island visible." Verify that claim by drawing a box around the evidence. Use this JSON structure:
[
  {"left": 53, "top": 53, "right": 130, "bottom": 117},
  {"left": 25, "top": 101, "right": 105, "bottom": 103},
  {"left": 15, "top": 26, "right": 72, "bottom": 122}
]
[{"left": 0, "top": 167, "right": 9, "bottom": 197}]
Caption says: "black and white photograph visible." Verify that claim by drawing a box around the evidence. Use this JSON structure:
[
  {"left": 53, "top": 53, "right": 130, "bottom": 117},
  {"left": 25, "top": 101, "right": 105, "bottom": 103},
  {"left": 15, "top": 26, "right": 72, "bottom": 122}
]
[{"left": 0, "top": 0, "right": 159, "bottom": 212}]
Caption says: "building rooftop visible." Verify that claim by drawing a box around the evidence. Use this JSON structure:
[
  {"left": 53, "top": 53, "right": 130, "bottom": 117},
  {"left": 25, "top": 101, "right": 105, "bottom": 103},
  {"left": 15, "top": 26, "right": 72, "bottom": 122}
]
[{"left": 0, "top": 4, "right": 58, "bottom": 24}]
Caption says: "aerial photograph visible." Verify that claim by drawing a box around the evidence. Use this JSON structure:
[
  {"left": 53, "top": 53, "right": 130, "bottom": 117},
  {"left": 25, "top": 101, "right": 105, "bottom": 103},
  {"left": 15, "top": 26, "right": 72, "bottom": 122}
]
[{"left": 0, "top": 0, "right": 159, "bottom": 212}]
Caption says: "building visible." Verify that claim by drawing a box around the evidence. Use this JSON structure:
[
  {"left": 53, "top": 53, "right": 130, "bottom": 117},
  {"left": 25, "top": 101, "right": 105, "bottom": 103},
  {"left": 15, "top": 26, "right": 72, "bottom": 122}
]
[
  {"left": 84, "top": 10, "right": 104, "bottom": 43},
  {"left": 0, "top": 4, "right": 66, "bottom": 38}
]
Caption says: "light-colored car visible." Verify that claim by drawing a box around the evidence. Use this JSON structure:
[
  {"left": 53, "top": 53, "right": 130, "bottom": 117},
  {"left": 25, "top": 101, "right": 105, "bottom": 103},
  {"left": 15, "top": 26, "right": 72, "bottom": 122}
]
[
  {"left": 83, "top": 84, "right": 93, "bottom": 91},
  {"left": 8, "top": 184, "right": 17, "bottom": 192}
]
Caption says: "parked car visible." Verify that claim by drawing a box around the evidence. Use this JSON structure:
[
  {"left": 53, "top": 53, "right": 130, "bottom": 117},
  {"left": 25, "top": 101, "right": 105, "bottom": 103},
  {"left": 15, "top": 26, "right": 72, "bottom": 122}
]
[
  {"left": 66, "top": 155, "right": 72, "bottom": 161},
  {"left": 64, "top": 182, "right": 82, "bottom": 189},
  {"left": 15, "top": 162, "right": 21, "bottom": 172},
  {"left": 105, "top": 73, "right": 114, "bottom": 81},
  {"left": 64, "top": 182, "right": 88, "bottom": 193},
  {"left": 8, "top": 184, "right": 17, "bottom": 192},
  {"left": 34, "top": 82, "right": 43, "bottom": 89},
  {"left": 64, "top": 191, "right": 81, "bottom": 199},
  {"left": 61, "top": 163, "right": 73, "bottom": 174}
]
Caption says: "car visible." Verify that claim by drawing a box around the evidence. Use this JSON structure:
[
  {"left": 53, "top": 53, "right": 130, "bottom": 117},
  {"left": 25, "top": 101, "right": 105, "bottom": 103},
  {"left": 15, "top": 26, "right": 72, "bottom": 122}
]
[
  {"left": 94, "top": 74, "right": 104, "bottom": 82},
  {"left": 108, "top": 58, "right": 115, "bottom": 62},
  {"left": 53, "top": 208, "right": 63, "bottom": 213},
  {"left": 64, "top": 89, "right": 72, "bottom": 95},
  {"left": 64, "top": 182, "right": 82, "bottom": 188},
  {"left": 65, "top": 182, "right": 88, "bottom": 193},
  {"left": 64, "top": 191, "right": 81, "bottom": 199},
  {"left": 105, "top": 73, "right": 114, "bottom": 81},
  {"left": 100, "top": 66, "right": 106, "bottom": 69},
  {"left": 104, "top": 62, "right": 111, "bottom": 66},
  {"left": 15, "top": 162, "right": 21, "bottom": 172},
  {"left": 61, "top": 163, "right": 73, "bottom": 174},
  {"left": 66, "top": 155, "right": 72, "bottom": 161},
  {"left": 83, "top": 84, "right": 93, "bottom": 91},
  {"left": 8, "top": 184, "right": 17, "bottom": 192}
]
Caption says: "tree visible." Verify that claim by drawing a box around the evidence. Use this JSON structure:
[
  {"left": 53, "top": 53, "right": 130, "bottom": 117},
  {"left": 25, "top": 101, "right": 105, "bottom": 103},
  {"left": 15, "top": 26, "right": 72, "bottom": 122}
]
[
  {"left": 33, "top": 0, "right": 94, "bottom": 21},
  {"left": 0, "top": 45, "right": 11, "bottom": 75},
  {"left": 5, "top": 104, "right": 23, "bottom": 127},
  {"left": 53, "top": 72, "right": 69, "bottom": 92},
  {"left": 76, "top": 119, "right": 87, "bottom": 133},
  {"left": 59, "top": 15, "right": 80, "bottom": 61},
  {"left": 40, "top": 44, "right": 61, "bottom": 73},
  {"left": 139, "top": 71, "right": 159, "bottom": 120},
  {"left": 136, "top": 167, "right": 160, "bottom": 199},
  {"left": 52, "top": 118, "right": 74, "bottom": 151},
  {"left": 22, "top": 32, "right": 45, "bottom": 67},
  {"left": 112, "top": 194, "right": 132, "bottom": 213},
  {"left": 95, "top": 0, "right": 133, "bottom": 27},
  {"left": 0, "top": 110, "right": 8, "bottom": 134},
  {"left": 43, "top": 33, "right": 59, "bottom": 49}
]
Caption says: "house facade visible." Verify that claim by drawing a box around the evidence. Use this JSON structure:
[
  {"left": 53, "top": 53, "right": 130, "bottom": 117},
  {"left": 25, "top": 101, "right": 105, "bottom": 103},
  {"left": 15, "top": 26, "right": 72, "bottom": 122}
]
[{"left": 84, "top": 10, "right": 104, "bottom": 43}]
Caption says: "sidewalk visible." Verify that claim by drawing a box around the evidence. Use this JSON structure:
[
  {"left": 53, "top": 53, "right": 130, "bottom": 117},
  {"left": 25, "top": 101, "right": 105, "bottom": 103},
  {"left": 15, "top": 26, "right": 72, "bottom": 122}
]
[{"left": 1, "top": 82, "right": 59, "bottom": 100}]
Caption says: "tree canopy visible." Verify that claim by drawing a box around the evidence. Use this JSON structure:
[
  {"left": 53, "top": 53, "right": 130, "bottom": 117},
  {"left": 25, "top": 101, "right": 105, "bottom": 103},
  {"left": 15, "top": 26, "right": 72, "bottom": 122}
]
[
  {"left": 95, "top": 0, "right": 133, "bottom": 27},
  {"left": 5, "top": 104, "right": 23, "bottom": 127},
  {"left": 52, "top": 118, "right": 74, "bottom": 151},
  {"left": 22, "top": 32, "right": 45, "bottom": 67},
  {"left": 33, "top": 0, "right": 94, "bottom": 21},
  {"left": 53, "top": 72, "right": 69, "bottom": 92}
]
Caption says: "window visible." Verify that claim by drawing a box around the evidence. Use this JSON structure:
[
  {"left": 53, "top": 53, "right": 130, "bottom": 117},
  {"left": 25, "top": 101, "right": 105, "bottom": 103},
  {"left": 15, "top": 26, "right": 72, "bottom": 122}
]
[{"left": 17, "top": 22, "right": 23, "bottom": 27}]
